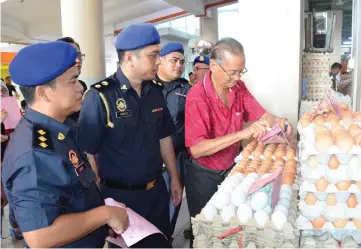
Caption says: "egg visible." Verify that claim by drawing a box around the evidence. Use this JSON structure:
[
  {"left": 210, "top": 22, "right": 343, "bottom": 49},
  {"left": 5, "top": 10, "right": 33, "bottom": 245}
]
[
  {"left": 250, "top": 191, "right": 269, "bottom": 211},
  {"left": 254, "top": 210, "right": 269, "bottom": 228},
  {"left": 348, "top": 124, "right": 361, "bottom": 137},
  {"left": 343, "top": 117, "right": 355, "bottom": 127},
  {"left": 271, "top": 211, "right": 287, "bottom": 229},
  {"left": 286, "top": 150, "right": 296, "bottom": 160},
  {"left": 274, "top": 159, "right": 285, "bottom": 167},
  {"left": 336, "top": 180, "right": 352, "bottom": 191},
  {"left": 214, "top": 192, "right": 231, "bottom": 210},
  {"left": 331, "top": 124, "right": 344, "bottom": 134},
  {"left": 315, "top": 177, "right": 329, "bottom": 192},
  {"left": 308, "top": 156, "right": 318, "bottom": 168},
  {"left": 315, "top": 133, "right": 333, "bottom": 152},
  {"left": 282, "top": 175, "right": 295, "bottom": 186},
  {"left": 355, "top": 181, "right": 361, "bottom": 190},
  {"left": 333, "top": 130, "right": 350, "bottom": 139},
  {"left": 346, "top": 194, "right": 358, "bottom": 208},
  {"left": 220, "top": 205, "right": 236, "bottom": 222},
  {"left": 314, "top": 115, "right": 326, "bottom": 125},
  {"left": 328, "top": 155, "right": 340, "bottom": 170},
  {"left": 354, "top": 133, "right": 361, "bottom": 145},
  {"left": 284, "top": 165, "right": 296, "bottom": 174},
  {"left": 287, "top": 159, "right": 297, "bottom": 166},
  {"left": 341, "top": 110, "right": 353, "bottom": 119},
  {"left": 326, "top": 194, "right": 337, "bottom": 206},
  {"left": 253, "top": 149, "right": 263, "bottom": 158},
  {"left": 332, "top": 219, "right": 348, "bottom": 228},
  {"left": 237, "top": 204, "right": 253, "bottom": 225},
  {"left": 353, "top": 112, "right": 361, "bottom": 122},
  {"left": 353, "top": 219, "right": 361, "bottom": 229},
  {"left": 231, "top": 187, "right": 247, "bottom": 207},
  {"left": 231, "top": 167, "right": 244, "bottom": 176},
  {"left": 274, "top": 150, "right": 285, "bottom": 159},
  {"left": 340, "top": 103, "right": 349, "bottom": 110},
  {"left": 263, "top": 204, "right": 272, "bottom": 214},
  {"left": 305, "top": 192, "right": 318, "bottom": 205},
  {"left": 277, "top": 198, "right": 291, "bottom": 209},
  {"left": 242, "top": 148, "right": 251, "bottom": 158},
  {"left": 264, "top": 150, "right": 273, "bottom": 158},
  {"left": 328, "top": 117, "right": 340, "bottom": 126},
  {"left": 314, "top": 124, "right": 328, "bottom": 133},
  {"left": 202, "top": 204, "right": 218, "bottom": 221},
  {"left": 311, "top": 216, "right": 327, "bottom": 229}
]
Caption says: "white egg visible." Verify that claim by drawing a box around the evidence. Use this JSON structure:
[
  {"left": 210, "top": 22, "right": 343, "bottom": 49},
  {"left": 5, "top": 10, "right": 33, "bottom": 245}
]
[
  {"left": 202, "top": 204, "right": 218, "bottom": 221},
  {"left": 263, "top": 204, "right": 272, "bottom": 214},
  {"left": 220, "top": 205, "right": 236, "bottom": 222},
  {"left": 261, "top": 173, "right": 271, "bottom": 180},
  {"left": 281, "top": 184, "right": 293, "bottom": 195},
  {"left": 237, "top": 204, "right": 253, "bottom": 225},
  {"left": 228, "top": 175, "right": 241, "bottom": 188},
  {"left": 254, "top": 210, "right": 269, "bottom": 227},
  {"left": 234, "top": 173, "right": 245, "bottom": 182},
  {"left": 219, "top": 182, "right": 233, "bottom": 194},
  {"left": 231, "top": 187, "right": 247, "bottom": 207},
  {"left": 272, "top": 211, "right": 287, "bottom": 229},
  {"left": 247, "top": 172, "right": 259, "bottom": 180},
  {"left": 250, "top": 192, "right": 268, "bottom": 211},
  {"left": 214, "top": 192, "right": 231, "bottom": 210},
  {"left": 274, "top": 204, "right": 289, "bottom": 216},
  {"left": 208, "top": 195, "right": 217, "bottom": 205},
  {"left": 279, "top": 190, "right": 292, "bottom": 201},
  {"left": 277, "top": 198, "right": 291, "bottom": 209}
]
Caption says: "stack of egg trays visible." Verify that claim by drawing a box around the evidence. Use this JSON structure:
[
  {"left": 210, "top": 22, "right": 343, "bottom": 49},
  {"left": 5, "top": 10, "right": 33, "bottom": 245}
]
[{"left": 191, "top": 190, "right": 300, "bottom": 248}]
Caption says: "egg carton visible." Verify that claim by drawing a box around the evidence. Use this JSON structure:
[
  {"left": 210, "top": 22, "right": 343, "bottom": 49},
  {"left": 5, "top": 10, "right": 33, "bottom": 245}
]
[
  {"left": 300, "top": 181, "right": 361, "bottom": 195},
  {"left": 192, "top": 190, "right": 300, "bottom": 248},
  {"left": 300, "top": 232, "right": 361, "bottom": 248},
  {"left": 299, "top": 200, "right": 361, "bottom": 220},
  {"left": 297, "top": 121, "right": 361, "bottom": 137},
  {"left": 296, "top": 214, "right": 361, "bottom": 231},
  {"left": 235, "top": 153, "right": 298, "bottom": 164},
  {"left": 299, "top": 160, "right": 361, "bottom": 183}
]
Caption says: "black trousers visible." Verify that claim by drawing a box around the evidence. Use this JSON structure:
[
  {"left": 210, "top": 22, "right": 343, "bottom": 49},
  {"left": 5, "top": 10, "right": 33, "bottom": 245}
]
[
  {"left": 184, "top": 159, "right": 233, "bottom": 247},
  {"left": 108, "top": 233, "right": 170, "bottom": 248}
]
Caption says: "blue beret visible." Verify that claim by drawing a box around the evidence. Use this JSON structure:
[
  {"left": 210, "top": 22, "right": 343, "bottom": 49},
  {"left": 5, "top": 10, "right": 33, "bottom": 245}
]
[
  {"left": 159, "top": 42, "right": 184, "bottom": 57},
  {"left": 9, "top": 42, "right": 77, "bottom": 87},
  {"left": 193, "top": 55, "right": 210, "bottom": 66},
  {"left": 115, "top": 23, "right": 160, "bottom": 50}
]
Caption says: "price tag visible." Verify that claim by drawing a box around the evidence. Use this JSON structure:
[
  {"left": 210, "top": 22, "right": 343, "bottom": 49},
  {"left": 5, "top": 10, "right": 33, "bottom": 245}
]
[
  {"left": 327, "top": 90, "right": 341, "bottom": 118},
  {"left": 260, "top": 124, "right": 283, "bottom": 143},
  {"left": 247, "top": 168, "right": 283, "bottom": 199}
]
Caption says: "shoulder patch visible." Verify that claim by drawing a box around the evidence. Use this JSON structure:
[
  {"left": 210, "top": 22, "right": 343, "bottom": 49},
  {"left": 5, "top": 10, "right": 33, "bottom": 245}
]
[
  {"left": 32, "top": 126, "right": 54, "bottom": 151},
  {"left": 152, "top": 79, "right": 163, "bottom": 87},
  {"left": 90, "top": 79, "right": 118, "bottom": 92}
]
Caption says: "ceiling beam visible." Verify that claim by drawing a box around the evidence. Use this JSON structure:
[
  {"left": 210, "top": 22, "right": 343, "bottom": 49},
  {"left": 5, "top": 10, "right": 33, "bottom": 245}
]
[{"left": 163, "top": 0, "right": 205, "bottom": 15}]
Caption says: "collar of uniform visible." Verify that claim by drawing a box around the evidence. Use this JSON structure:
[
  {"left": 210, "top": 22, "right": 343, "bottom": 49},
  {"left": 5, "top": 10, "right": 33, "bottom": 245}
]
[
  {"left": 24, "top": 108, "right": 72, "bottom": 139},
  {"left": 155, "top": 74, "right": 181, "bottom": 91},
  {"left": 115, "top": 68, "right": 132, "bottom": 92}
]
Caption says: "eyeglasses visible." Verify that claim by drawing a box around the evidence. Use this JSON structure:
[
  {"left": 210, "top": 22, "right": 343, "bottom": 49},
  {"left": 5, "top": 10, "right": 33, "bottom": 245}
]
[
  {"left": 78, "top": 53, "right": 85, "bottom": 61},
  {"left": 217, "top": 62, "right": 248, "bottom": 79}
]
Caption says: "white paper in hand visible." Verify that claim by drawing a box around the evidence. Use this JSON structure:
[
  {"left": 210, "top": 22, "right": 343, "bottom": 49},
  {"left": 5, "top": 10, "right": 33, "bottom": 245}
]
[{"left": 105, "top": 198, "right": 166, "bottom": 248}]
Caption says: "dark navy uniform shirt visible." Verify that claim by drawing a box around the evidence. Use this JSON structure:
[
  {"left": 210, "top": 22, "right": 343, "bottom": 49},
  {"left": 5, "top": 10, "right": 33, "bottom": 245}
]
[
  {"left": 2, "top": 108, "right": 107, "bottom": 248},
  {"left": 78, "top": 68, "right": 175, "bottom": 185},
  {"left": 154, "top": 76, "right": 191, "bottom": 154}
]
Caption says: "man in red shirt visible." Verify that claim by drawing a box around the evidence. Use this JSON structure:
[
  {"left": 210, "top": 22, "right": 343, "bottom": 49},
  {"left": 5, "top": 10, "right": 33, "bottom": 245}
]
[{"left": 185, "top": 38, "right": 293, "bottom": 227}]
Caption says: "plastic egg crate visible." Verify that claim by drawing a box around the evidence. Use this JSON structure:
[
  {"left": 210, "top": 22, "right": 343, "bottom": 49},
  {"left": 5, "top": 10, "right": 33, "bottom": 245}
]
[
  {"left": 300, "top": 232, "right": 361, "bottom": 248},
  {"left": 296, "top": 214, "right": 361, "bottom": 231},
  {"left": 299, "top": 156, "right": 361, "bottom": 183},
  {"left": 298, "top": 194, "right": 361, "bottom": 220},
  {"left": 192, "top": 188, "right": 300, "bottom": 248},
  {"left": 300, "top": 181, "right": 361, "bottom": 196},
  {"left": 297, "top": 120, "right": 361, "bottom": 138}
]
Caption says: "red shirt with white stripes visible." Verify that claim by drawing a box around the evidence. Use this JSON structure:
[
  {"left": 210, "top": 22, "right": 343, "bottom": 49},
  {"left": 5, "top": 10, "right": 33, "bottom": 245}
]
[{"left": 185, "top": 71, "right": 265, "bottom": 170}]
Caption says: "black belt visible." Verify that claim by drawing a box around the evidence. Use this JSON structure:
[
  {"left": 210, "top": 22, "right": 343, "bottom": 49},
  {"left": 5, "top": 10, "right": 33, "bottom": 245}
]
[
  {"left": 100, "top": 175, "right": 161, "bottom": 191},
  {"left": 189, "top": 159, "right": 235, "bottom": 178}
]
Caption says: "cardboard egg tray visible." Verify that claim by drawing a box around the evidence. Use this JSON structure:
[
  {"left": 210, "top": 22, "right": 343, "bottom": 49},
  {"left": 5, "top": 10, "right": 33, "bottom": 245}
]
[
  {"left": 300, "top": 163, "right": 361, "bottom": 183},
  {"left": 300, "top": 181, "right": 361, "bottom": 195},
  {"left": 298, "top": 199, "right": 361, "bottom": 220},
  {"left": 297, "top": 121, "right": 361, "bottom": 137},
  {"left": 296, "top": 214, "right": 361, "bottom": 231},
  {"left": 300, "top": 231, "right": 361, "bottom": 248},
  {"left": 191, "top": 190, "right": 300, "bottom": 248}
]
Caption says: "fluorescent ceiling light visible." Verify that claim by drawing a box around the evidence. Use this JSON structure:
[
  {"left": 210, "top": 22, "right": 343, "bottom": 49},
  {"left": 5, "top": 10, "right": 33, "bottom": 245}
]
[
  {"left": 0, "top": 42, "right": 10, "bottom": 47},
  {"left": 343, "top": 41, "right": 352, "bottom": 45}
]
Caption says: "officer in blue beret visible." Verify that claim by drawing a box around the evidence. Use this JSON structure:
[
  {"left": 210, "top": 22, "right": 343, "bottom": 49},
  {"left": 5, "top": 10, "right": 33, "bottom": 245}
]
[
  {"left": 192, "top": 55, "right": 210, "bottom": 85},
  {"left": 78, "top": 23, "right": 182, "bottom": 247},
  {"left": 2, "top": 41, "right": 129, "bottom": 248},
  {"left": 155, "top": 42, "right": 191, "bottom": 239}
]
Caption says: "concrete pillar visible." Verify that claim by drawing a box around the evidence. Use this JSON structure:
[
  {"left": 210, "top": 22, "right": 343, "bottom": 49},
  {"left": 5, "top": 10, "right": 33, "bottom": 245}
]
[
  {"left": 60, "top": 0, "right": 106, "bottom": 85},
  {"left": 352, "top": 0, "right": 361, "bottom": 111},
  {"left": 236, "top": 0, "right": 303, "bottom": 129},
  {"left": 200, "top": 8, "right": 218, "bottom": 45}
]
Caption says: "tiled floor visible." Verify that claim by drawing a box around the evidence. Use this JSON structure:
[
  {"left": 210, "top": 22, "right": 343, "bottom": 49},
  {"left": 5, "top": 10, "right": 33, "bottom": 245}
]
[{"left": 1, "top": 197, "right": 191, "bottom": 248}]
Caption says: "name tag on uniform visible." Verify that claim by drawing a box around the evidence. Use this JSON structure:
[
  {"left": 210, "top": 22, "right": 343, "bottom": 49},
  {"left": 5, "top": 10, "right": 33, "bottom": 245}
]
[{"left": 116, "top": 111, "right": 132, "bottom": 118}]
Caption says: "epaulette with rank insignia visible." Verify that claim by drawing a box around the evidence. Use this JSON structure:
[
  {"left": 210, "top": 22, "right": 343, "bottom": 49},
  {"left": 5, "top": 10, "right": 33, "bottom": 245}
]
[
  {"left": 152, "top": 79, "right": 163, "bottom": 87},
  {"left": 32, "top": 126, "right": 54, "bottom": 151},
  {"left": 82, "top": 80, "right": 117, "bottom": 129}
]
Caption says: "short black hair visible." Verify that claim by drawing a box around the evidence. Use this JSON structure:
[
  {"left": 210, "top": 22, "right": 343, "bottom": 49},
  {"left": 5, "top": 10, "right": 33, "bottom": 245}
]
[
  {"left": 331, "top": 62, "right": 342, "bottom": 70},
  {"left": 20, "top": 80, "right": 56, "bottom": 105},
  {"left": 57, "top": 37, "right": 81, "bottom": 51},
  {"left": 20, "top": 100, "right": 27, "bottom": 110},
  {"left": 211, "top": 38, "right": 245, "bottom": 64},
  {"left": 116, "top": 48, "right": 142, "bottom": 64},
  {"left": 5, "top": 76, "right": 10, "bottom": 80},
  {"left": 78, "top": 79, "right": 87, "bottom": 92},
  {"left": 188, "top": 72, "right": 193, "bottom": 76}
]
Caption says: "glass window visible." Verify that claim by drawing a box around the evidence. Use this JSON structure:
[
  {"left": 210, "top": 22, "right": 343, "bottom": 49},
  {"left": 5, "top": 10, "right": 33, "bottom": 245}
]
[{"left": 218, "top": 3, "right": 239, "bottom": 39}]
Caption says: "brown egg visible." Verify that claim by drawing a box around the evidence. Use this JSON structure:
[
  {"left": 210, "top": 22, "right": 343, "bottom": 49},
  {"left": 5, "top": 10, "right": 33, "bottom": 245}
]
[
  {"left": 340, "top": 103, "right": 349, "bottom": 110},
  {"left": 286, "top": 150, "right": 296, "bottom": 160},
  {"left": 343, "top": 117, "right": 355, "bottom": 127},
  {"left": 311, "top": 216, "right": 327, "bottom": 229},
  {"left": 354, "top": 133, "right": 361, "bottom": 145},
  {"left": 326, "top": 194, "right": 337, "bottom": 206},
  {"left": 331, "top": 124, "right": 344, "bottom": 135},
  {"left": 231, "top": 167, "right": 244, "bottom": 175},
  {"left": 315, "top": 177, "right": 329, "bottom": 192},
  {"left": 243, "top": 148, "right": 251, "bottom": 158},
  {"left": 287, "top": 159, "right": 297, "bottom": 166},
  {"left": 274, "top": 159, "right": 285, "bottom": 167},
  {"left": 284, "top": 166, "right": 296, "bottom": 174},
  {"left": 305, "top": 192, "right": 318, "bottom": 205},
  {"left": 348, "top": 124, "right": 361, "bottom": 137},
  {"left": 274, "top": 150, "right": 285, "bottom": 159},
  {"left": 314, "top": 124, "right": 329, "bottom": 133},
  {"left": 300, "top": 118, "right": 311, "bottom": 128},
  {"left": 333, "top": 130, "right": 349, "bottom": 139},
  {"left": 283, "top": 172, "right": 295, "bottom": 180},
  {"left": 353, "top": 112, "right": 361, "bottom": 122},
  {"left": 336, "top": 181, "right": 352, "bottom": 191},
  {"left": 335, "top": 136, "right": 355, "bottom": 153},
  {"left": 328, "top": 156, "right": 340, "bottom": 170},
  {"left": 328, "top": 117, "right": 340, "bottom": 126},
  {"left": 355, "top": 181, "right": 361, "bottom": 190},
  {"left": 353, "top": 219, "right": 361, "bottom": 229},
  {"left": 253, "top": 149, "right": 262, "bottom": 158},
  {"left": 302, "top": 112, "right": 312, "bottom": 119},
  {"left": 315, "top": 133, "right": 334, "bottom": 153},
  {"left": 282, "top": 176, "right": 295, "bottom": 186},
  {"left": 268, "top": 144, "right": 277, "bottom": 150},
  {"left": 333, "top": 219, "right": 348, "bottom": 228},
  {"left": 314, "top": 115, "right": 326, "bottom": 125},
  {"left": 308, "top": 156, "right": 318, "bottom": 168},
  {"left": 264, "top": 150, "right": 273, "bottom": 158},
  {"left": 244, "top": 168, "right": 257, "bottom": 175},
  {"left": 346, "top": 194, "right": 358, "bottom": 208}
]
